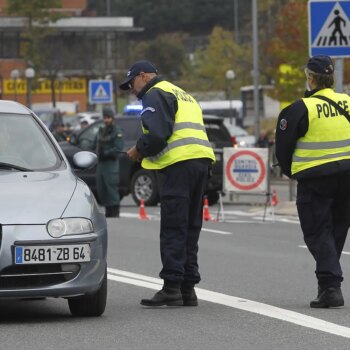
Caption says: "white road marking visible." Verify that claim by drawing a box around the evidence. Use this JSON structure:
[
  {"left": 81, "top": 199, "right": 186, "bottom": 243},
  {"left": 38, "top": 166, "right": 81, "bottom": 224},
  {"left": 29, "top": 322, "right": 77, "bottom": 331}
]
[
  {"left": 107, "top": 267, "right": 350, "bottom": 339},
  {"left": 299, "top": 245, "right": 350, "bottom": 255},
  {"left": 201, "top": 228, "right": 232, "bottom": 235}
]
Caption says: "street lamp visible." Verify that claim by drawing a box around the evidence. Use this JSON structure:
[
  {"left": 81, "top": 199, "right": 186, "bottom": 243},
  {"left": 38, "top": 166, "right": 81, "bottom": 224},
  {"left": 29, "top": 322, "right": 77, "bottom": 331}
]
[
  {"left": 57, "top": 72, "right": 65, "bottom": 102},
  {"left": 10, "top": 69, "right": 20, "bottom": 101},
  {"left": 225, "top": 69, "right": 235, "bottom": 125},
  {"left": 25, "top": 67, "right": 35, "bottom": 109}
]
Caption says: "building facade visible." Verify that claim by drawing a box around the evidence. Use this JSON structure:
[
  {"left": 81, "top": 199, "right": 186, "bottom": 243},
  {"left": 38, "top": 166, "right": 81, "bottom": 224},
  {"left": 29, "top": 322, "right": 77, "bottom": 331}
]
[{"left": 0, "top": 0, "right": 141, "bottom": 111}]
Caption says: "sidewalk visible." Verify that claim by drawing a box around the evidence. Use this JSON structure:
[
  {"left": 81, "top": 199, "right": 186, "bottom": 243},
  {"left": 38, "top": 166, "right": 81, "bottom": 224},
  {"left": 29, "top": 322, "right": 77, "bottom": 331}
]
[{"left": 221, "top": 176, "right": 298, "bottom": 217}]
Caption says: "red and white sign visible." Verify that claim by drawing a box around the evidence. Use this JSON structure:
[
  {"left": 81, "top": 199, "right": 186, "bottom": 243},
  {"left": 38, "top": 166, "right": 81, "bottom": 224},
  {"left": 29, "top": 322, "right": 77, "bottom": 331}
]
[{"left": 223, "top": 148, "right": 269, "bottom": 193}]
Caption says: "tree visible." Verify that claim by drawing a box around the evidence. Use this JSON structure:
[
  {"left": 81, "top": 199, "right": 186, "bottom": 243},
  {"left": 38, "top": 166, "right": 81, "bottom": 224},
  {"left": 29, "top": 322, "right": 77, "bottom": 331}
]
[
  {"left": 6, "top": 0, "right": 64, "bottom": 70},
  {"left": 129, "top": 32, "right": 189, "bottom": 80},
  {"left": 179, "top": 26, "right": 251, "bottom": 96},
  {"left": 264, "top": 0, "right": 308, "bottom": 102}
]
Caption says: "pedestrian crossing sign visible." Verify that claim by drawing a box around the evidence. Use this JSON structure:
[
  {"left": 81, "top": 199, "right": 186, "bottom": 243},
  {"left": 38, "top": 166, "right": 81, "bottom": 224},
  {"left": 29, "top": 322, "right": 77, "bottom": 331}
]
[
  {"left": 309, "top": 0, "right": 350, "bottom": 57},
  {"left": 89, "top": 80, "right": 113, "bottom": 104}
]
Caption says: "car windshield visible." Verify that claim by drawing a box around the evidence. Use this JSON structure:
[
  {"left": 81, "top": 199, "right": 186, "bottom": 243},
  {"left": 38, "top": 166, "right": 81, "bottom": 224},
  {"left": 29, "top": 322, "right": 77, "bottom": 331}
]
[
  {"left": 0, "top": 114, "right": 61, "bottom": 171},
  {"left": 34, "top": 110, "right": 55, "bottom": 123}
]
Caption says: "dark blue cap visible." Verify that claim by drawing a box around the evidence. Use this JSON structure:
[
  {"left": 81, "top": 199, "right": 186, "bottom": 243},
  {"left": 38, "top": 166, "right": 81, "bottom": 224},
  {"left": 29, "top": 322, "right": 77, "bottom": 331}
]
[
  {"left": 307, "top": 55, "right": 334, "bottom": 74},
  {"left": 119, "top": 60, "right": 158, "bottom": 90}
]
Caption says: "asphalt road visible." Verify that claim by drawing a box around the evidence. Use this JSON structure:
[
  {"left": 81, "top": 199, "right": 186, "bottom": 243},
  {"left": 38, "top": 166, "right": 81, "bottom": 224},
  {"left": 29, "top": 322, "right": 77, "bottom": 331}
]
[{"left": 1, "top": 196, "right": 350, "bottom": 349}]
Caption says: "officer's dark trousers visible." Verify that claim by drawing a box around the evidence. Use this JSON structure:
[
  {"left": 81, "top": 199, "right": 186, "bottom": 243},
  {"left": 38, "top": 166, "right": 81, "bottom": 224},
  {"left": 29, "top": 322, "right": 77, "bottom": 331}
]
[
  {"left": 296, "top": 171, "right": 350, "bottom": 289},
  {"left": 158, "top": 159, "right": 210, "bottom": 285}
]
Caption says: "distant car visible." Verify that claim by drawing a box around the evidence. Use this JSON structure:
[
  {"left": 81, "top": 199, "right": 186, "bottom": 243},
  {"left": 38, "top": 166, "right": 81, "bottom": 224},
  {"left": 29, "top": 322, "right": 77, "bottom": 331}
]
[
  {"left": 75, "top": 112, "right": 102, "bottom": 125},
  {"left": 0, "top": 100, "right": 107, "bottom": 317},
  {"left": 60, "top": 114, "right": 233, "bottom": 206},
  {"left": 223, "top": 122, "right": 256, "bottom": 148}
]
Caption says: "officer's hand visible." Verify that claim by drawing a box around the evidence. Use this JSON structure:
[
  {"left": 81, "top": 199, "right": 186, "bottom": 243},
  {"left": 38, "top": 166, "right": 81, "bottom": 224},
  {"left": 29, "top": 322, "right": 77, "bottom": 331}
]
[{"left": 127, "top": 146, "right": 142, "bottom": 162}]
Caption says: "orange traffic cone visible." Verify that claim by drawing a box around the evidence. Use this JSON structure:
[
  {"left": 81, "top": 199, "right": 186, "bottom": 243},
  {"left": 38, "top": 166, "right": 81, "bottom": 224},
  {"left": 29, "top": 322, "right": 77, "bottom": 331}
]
[
  {"left": 271, "top": 189, "right": 279, "bottom": 207},
  {"left": 203, "top": 196, "right": 212, "bottom": 221},
  {"left": 139, "top": 199, "right": 149, "bottom": 220}
]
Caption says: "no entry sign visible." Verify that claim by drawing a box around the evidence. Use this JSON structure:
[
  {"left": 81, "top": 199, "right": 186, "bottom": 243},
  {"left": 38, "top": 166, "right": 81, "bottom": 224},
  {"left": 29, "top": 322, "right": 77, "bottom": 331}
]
[{"left": 223, "top": 148, "right": 269, "bottom": 193}]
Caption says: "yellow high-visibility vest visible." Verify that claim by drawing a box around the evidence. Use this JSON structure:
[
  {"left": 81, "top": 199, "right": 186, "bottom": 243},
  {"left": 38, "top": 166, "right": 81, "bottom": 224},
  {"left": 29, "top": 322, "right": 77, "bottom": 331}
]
[
  {"left": 292, "top": 88, "right": 350, "bottom": 175},
  {"left": 141, "top": 81, "right": 215, "bottom": 170}
]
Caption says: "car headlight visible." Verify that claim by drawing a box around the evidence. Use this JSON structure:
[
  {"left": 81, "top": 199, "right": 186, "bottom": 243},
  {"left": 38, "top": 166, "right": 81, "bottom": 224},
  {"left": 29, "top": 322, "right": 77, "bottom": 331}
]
[{"left": 47, "top": 218, "right": 93, "bottom": 238}]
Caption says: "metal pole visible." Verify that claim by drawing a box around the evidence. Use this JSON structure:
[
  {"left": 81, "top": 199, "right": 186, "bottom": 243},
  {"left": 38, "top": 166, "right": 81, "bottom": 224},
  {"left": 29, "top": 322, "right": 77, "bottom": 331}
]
[
  {"left": 27, "top": 78, "right": 32, "bottom": 108},
  {"left": 252, "top": 0, "right": 260, "bottom": 140},
  {"left": 14, "top": 78, "right": 17, "bottom": 101},
  {"left": 335, "top": 58, "right": 344, "bottom": 93},
  {"left": 234, "top": 0, "right": 239, "bottom": 43}
]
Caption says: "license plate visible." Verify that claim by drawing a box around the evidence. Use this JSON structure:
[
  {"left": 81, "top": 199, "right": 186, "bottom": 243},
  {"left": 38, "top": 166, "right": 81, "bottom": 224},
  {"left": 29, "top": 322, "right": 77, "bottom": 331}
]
[{"left": 15, "top": 244, "right": 91, "bottom": 264}]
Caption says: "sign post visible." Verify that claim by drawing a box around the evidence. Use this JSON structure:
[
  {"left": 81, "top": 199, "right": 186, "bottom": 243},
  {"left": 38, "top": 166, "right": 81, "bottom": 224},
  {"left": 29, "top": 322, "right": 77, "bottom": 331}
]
[
  {"left": 309, "top": 0, "right": 350, "bottom": 57},
  {"left": 89, "top": 80, "right": 113, "bottom": 104},
  {"left": 309, "top": 0, "right": 350, "bottom": 92}
]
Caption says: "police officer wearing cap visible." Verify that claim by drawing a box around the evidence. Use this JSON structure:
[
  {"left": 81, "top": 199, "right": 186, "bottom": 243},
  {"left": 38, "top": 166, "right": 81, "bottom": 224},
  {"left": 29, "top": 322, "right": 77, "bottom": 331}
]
[
  {"left": 120, "top": 60, "right": 215, "bottom": 307},
  {"left": 275, "top": 55, "right": 350, "bottom": 308},
  {"left": 94, "top": 107, "right": 124, "bottom": 218}
]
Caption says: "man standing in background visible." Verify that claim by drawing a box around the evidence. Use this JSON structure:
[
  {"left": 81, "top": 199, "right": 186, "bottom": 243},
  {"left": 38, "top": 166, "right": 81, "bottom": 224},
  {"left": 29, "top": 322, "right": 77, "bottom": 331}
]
[{"left": 95, "top": 108, "right": 124, "bottom": 218}]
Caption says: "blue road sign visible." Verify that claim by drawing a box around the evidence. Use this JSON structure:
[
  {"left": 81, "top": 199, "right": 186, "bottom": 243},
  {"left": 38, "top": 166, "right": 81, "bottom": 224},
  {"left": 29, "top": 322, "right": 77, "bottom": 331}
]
[
  {"left": 309, "top": 0, "right": 350, "bottom": 57},
  {"left": 89, "top": 80, "right": 113, "bottom": 104}
]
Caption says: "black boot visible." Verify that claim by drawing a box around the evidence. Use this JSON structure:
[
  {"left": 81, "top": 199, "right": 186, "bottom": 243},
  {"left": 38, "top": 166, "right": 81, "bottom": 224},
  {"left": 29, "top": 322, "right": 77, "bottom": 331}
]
[
  {"left": 181, "top": 283, "right": 198, "bottom": 307},
  {"left": 140, "top": 281, "right": 182, "bottom": 307},
  {"left": 310, "top": 287, "right": 344, "bottom": 308},
  {"left": 105, "top": 206, "right": 119, "bottom": 218},
  {"left": 105, "top": 206, "right": 111, "bottom": 217},
  {"left": 110, "top": 205, "right": 120, "bottom": 218}
]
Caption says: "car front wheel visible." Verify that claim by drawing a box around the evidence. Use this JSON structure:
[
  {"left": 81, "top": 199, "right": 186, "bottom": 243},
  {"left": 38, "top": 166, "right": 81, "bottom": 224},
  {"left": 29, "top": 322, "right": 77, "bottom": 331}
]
[
  {"left": 131, "top": 169, "right": 159, "bottom": 206},
  {"left": 68, "top": 268, "right": 107, "bottom": 317}
]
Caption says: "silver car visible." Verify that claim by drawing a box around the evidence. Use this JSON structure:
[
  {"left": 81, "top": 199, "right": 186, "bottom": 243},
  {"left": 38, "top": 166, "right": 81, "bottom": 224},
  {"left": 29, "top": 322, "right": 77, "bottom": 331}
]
[{"left": 0, "top": 100, "right": 107, "bottom": 317}]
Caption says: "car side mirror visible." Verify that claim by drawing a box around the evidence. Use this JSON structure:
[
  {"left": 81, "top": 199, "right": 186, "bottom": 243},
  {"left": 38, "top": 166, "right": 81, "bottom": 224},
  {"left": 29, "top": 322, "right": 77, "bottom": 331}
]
[{"left": 73, "top": 151, "right": 97, "bottom": 169}]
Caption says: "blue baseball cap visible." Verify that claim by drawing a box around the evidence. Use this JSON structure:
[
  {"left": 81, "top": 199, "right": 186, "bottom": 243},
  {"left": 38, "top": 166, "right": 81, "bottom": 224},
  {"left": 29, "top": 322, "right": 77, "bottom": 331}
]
[
  {"left": 306, "top": 55, "right": 334, "bottom": 74},
  {"left": 119, "top": 60, "right": 158, "bottom": 90}
]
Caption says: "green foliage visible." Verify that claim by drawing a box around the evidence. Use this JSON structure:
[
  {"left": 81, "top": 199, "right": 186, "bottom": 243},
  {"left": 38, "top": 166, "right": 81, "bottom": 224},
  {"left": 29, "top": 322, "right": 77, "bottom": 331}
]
[
  {"left": 179, "top": 27, "right": 251, "bottom": 95},
  {"left": 6, "top": 0, "right": 64, "bottom": 23},
  {"left": 89, "top": 0, "right": 243, "bottom": 36},
  {"left": 129, "top": 33, "right": 189, "bottom": 79},
  {"left": 264, "top": 0, "right": 308, "bottom": 102}
]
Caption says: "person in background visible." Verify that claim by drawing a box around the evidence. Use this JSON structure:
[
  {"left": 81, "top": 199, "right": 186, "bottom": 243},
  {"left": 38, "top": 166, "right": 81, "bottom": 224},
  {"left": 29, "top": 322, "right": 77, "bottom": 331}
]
[
  {"left": 275, "top": 55, "right": 350, "bottom": 308},
  {"left": 120, "top": 60, "right": 215, "bottom": 307},
  {"left": 52, "top": 123, "right": 68, "bottom": 142},
  {"left": 94, "top": 108, "right": 124, "bottom": 218},
  {"left": 80, "top": 120, "right": 89, "bottom": 130},
  {"left": 255, "top": 129, "right": 272, "bottom": 148}
]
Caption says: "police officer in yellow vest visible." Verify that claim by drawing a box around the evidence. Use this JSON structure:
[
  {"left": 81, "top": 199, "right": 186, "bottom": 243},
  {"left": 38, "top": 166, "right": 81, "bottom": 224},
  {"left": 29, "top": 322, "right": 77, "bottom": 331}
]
[
  {"left": 275, "top": 55, "right": 350, "bottom": 308},
  {"left": 120, "top": 60, "right": 215, "bottom": 307}
]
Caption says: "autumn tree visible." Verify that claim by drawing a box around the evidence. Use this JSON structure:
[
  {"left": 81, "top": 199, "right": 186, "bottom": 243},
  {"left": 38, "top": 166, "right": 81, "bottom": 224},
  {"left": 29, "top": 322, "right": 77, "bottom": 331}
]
[{"left": 264, "top": 0, "right": 308, "bottom": 102}]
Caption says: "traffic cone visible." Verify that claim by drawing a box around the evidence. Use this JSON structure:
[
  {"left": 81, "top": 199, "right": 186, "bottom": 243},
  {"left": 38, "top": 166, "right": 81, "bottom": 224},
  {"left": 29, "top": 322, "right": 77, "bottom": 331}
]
[
  {"left": 139, "top": 199, "right": 149, "bottom": 220},
  {"left": 271, "top": 189, "right": 279, "bottom": 207},
  {"left": 203, "top": 196, "right": 212, "bottom": 221}
]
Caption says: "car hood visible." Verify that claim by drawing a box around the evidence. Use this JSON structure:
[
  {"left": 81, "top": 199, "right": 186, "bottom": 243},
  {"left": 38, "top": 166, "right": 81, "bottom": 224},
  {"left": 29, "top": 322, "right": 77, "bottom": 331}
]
[{"left": 0, "top": 171, "right": 76, "bottom": 225}]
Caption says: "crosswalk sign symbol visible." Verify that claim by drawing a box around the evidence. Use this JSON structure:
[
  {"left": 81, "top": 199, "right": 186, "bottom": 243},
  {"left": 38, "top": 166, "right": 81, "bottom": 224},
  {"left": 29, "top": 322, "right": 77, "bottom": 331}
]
[
  {"left": 309, "top": 0, "right": 350, "bottom": 57},
  {"left": 89, "top": 80, "right": 113, "bottom": 104}
]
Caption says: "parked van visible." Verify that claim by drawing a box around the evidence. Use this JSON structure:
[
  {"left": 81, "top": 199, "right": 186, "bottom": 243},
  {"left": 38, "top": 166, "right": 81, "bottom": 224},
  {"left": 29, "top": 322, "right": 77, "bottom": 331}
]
[{"left": 198, "top": 100, "right": 243, "bottom": 121}]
